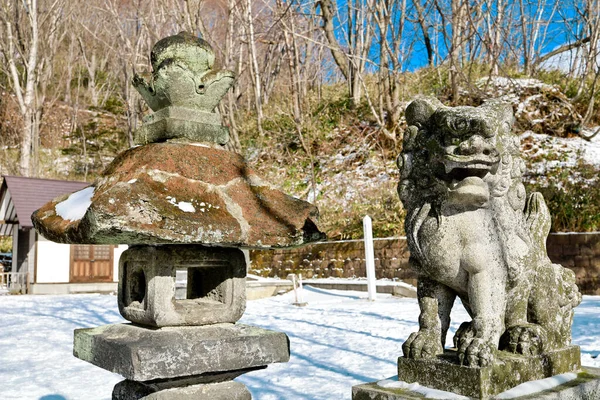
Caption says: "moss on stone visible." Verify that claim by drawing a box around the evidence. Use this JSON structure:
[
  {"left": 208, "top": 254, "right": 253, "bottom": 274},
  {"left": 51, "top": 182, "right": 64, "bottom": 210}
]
[
  {"left": 397, "top": 347, "right": 581, "bottom": 398},
  {"left": 352, "top": 383, "right": 426, "bottom": 400}
]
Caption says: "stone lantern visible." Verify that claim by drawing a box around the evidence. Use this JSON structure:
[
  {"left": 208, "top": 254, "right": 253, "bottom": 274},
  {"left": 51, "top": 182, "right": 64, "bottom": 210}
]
[{"left": 33, "top": 32, "right": 325, "bottom": 400}]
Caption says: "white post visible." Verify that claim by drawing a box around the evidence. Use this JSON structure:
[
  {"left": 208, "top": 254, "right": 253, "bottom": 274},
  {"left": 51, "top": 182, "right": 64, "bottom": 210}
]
[
  {"left": 363, "top": 215, "right": 376, "bottom": 301},
  {"left": 298, "top": 273, "right": 304, "bottom": 303},
  {"left": 292, "top": 274, "right": 299, "bottom": 303}
]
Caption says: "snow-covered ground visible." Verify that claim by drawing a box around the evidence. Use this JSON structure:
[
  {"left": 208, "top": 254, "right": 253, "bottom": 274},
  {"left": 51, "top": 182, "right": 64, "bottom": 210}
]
[
  {"left": 0, "top": 288, "right": 599, "bottom": 400},
  {"left": 521, "top": 129, "right": 600, "bottom": 170},
  {"left": 520, "top": 128, "right": 600, "bottom": 188}
]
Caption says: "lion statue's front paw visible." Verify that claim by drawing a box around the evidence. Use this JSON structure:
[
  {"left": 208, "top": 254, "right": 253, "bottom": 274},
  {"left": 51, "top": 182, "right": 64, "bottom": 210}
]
[
  {"left": 402, "top": 330, "right": 443, "bottom": 359},
  {"left": 458, "top": 338, "right": 496, "bottom": 367},
  {"left": 454, "top": 322, "right": 496, "bottom": 367},
  {"left": 499, "top": 324, "right": 546, "bottom": 356}
]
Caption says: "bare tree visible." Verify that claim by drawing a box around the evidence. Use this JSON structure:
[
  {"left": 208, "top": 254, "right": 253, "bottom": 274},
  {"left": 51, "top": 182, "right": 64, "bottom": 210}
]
[
  {"left": 517, "top": 0, "right": 557, "bottom": 76},
  {"left": 221, "top": 0, "right": 244, "bottom": 152},
  {"left": 100, "top": 0, "right": 154, "bottom": 147},
  {"left": 316, "top": 0, "right": 350, "bottom": 81},
  {"left": 75, "top": 14, "right": 112, "bottom": 109},
  {"left": 0, "top": 0, "right": 39, "bottom": 176},
  {"left": 0, "top": 0, "right": 69, "bottom": 176},
  {"left": 317, "top": 0, "right": 374, "bottom": 105},
  {"left": 448, "top": 0, "right": 469, "bottom": 99},
  {"left": 241, "top": 0, "right": 265, "bottom": 135},
  {"left": 413, "top": 0, "right": 435, "bottom": 66},
  {"left": 578, "top": 0, "right": 600, "bottom": 123},
  {"left": 370, "top": 0, "right": 410, "bottom": 137}
]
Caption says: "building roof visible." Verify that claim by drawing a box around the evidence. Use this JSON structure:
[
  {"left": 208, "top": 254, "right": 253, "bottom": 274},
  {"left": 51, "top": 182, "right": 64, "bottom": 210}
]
[{"left": 0, "top": 176, "right": 89, "bottom": 234}]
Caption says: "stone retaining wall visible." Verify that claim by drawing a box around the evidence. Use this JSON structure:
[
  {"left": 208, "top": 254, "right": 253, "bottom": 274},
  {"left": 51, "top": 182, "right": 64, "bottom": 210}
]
[
  {"left": 547, "top": 233, "right": 600, "bottom": 295},
  {"left": 250, "top": 238, "right": 416, "bottom": 283},
  {"left": 250, "top": 237, "right": 415, "bottom": 286},
  {"left": 249, "top": 232, "right": 600, "bottom": 295}
]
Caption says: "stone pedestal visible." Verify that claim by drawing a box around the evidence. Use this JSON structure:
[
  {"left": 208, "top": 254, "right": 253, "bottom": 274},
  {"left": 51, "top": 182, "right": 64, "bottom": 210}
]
[
  {"left": 397, "top": 347, "right": 580, "bottom": 398},
  {"left": 351, "top": 348, "right": 600, "bottom": 400},
  {"left": 352, "top": 366, "right": 600, "bottom": 400},
  {"left": 113, "top": 380, "right": 252, "bottom": 400},
  {"left": 74, "top": 323, "right": 290, "bottom": 381}
]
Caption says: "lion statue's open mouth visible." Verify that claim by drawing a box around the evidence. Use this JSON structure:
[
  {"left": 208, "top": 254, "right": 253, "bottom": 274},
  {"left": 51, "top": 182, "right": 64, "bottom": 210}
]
[
  {"left": 443, "top": 154, "right": 499, "bottom": 205},
  {"left": 397, "top": 98, "right": 581, "bottom": 368}
]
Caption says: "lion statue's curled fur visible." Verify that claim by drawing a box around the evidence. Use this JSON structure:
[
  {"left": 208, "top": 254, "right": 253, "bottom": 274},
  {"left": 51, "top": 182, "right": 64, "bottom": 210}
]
[{"left": 398, "top": 98, "right": 581, "bottom": 367}]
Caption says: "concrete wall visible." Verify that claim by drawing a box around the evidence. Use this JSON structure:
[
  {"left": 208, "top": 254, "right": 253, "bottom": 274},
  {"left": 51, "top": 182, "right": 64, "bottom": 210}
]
[
  {"left": 36, "top": 235, "right": 71, "bottom": 283},
  {"left": 249, "top": 233, "right": 600, "bottom": 295}
]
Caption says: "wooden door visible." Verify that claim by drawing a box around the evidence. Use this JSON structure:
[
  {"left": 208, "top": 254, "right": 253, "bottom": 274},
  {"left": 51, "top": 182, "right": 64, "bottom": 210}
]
[{"left": 70, "top": 245, "right": 113, "bottom": 283}]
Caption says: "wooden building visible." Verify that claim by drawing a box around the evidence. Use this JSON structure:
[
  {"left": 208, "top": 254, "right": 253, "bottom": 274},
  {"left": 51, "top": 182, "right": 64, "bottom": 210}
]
[{"left": 0, "top": 176, "right": 126, "bottom": 294}]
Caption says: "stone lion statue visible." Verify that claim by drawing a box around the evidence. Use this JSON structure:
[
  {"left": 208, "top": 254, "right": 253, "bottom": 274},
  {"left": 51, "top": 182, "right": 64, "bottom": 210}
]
[{"left": 398, "top": 98, "right": 581, "bottom": 367}]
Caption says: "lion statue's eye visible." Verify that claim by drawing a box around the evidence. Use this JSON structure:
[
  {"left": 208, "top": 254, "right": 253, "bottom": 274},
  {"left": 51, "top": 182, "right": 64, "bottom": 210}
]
[
  {"left": 448, "top": 117, "right": 469, "bottom": 133},
  {"left": 456, "top": 119, "right": 468, "bottom": 131}
]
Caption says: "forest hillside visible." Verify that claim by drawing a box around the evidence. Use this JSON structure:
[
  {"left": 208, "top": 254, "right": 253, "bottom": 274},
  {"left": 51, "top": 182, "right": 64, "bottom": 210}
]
[{"left": 1, "top": 0, "right": 599, "bottom": 238}]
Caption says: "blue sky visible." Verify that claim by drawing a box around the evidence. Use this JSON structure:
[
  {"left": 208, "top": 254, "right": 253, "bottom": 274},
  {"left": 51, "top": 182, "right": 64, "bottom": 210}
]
[{"left": 319, "top": 0, "right": 588, "bottom": 73}]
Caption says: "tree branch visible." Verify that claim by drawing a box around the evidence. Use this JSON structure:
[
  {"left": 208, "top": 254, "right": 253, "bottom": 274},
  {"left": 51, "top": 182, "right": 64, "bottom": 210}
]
[
  {"left": 534, "top": 36, "right": 591, "bottom": 67},
  {"left": 316, "top": 0, "right": 349, "bottom": 80}
]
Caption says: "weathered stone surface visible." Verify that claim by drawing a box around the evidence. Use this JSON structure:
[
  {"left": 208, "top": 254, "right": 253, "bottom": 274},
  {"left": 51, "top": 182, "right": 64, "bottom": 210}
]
[
  {"left": 398, "top": 98, "right": 581, "bottom": 368},
  {"left": 113, "top": 380, "right": 251, "bottom": 400},
  {"left": 353, "top": 383, "right": 420, "bottom": 400},
  {"left": 73, "top": 322, "right": 290, "bottom": 381},
  {"left": 132, "top": 32, "right": 234, "bottom": 114},
  {"left": 32, "top": 142, "right": 325, "bottom": 248},
  {"left": 115, "top": 367, "right": 264, "bottom": 392},
  {"left": 134, "top": 106, "right": 229, "bottom": 145},
  {"left": 118, "top": 245, "right": 246, "bottom": 327},
  {"left": 352, "top": 366, "right": 600, "bottom": 400},
  {"left": 398, "top": 347, "right": 580, "bottom": 398}
]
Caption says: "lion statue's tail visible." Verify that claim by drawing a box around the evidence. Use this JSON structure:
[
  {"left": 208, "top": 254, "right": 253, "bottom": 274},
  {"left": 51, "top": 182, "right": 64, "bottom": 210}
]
[{"left": 524, "top": 192, "right": 582, "bottom": 348}]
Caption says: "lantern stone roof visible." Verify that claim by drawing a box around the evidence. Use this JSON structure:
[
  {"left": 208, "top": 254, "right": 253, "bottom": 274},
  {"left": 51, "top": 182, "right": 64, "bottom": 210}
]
[{"left": 32, "top": 143, "right": 325, "bottom": 249}]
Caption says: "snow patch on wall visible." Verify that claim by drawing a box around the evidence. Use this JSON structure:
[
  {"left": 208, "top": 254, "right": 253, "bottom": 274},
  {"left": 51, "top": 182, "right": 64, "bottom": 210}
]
[{"left": 55, "top": 186, "right": 95, "bottom": 221}]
